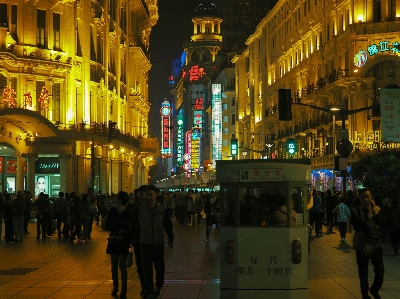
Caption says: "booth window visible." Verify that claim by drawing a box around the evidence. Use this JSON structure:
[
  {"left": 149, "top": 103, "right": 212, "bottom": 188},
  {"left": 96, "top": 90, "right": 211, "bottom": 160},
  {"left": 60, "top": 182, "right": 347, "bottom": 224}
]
[{"left": 220, "top": 184, "right": 307, "bottom": 227}]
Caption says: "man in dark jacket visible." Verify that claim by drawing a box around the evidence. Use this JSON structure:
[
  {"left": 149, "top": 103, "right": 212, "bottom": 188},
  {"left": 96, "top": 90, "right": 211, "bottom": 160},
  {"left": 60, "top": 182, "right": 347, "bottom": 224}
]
[
  {"left": 351, "top": 188, "right": 385, "bottom": 299},
  {"left": 325, "top": 189, "right": 336, "bottom": 233},
  {"left": 138, "top": 185, "right": 173, "bottom": 299}
]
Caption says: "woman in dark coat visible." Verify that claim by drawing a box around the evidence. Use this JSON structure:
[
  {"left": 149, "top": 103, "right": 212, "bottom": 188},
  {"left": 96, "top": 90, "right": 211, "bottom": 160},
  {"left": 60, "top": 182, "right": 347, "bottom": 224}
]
[{"left": 105, "top": 191, "right": 131, "bottom": 298}]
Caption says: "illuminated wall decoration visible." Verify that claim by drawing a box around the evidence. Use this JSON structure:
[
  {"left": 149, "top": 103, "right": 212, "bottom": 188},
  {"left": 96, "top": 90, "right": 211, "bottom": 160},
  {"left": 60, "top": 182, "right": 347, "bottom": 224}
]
[
  {"left": 3, "top": 87, "right": 16, "bottom": 108},
  {"left": 176, "top": 110, "right": 184, "bottom": 166},
  {"left": 38, "top": 86, "right": 49, "bottom": 110},
  {"left": 211, "top": 84, "right": 222, "bottom": 166},
  {"left": 354, "top": 40, "right": 400, "bottom": 67},
  {"left": 160, "top": 100, "right": 172, "bottom": 157}
]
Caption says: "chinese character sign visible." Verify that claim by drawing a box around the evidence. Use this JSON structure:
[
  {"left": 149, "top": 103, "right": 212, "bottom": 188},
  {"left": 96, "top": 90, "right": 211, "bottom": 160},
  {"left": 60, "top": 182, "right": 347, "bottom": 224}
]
[
  {"left": 176, "top": 112, "right": 184, "bottom": 166},
  {"left": 160, "top": 101, "right": 172, "bottom": 157},
  {"left": 188, "top": 65, "right": 206, "bottom": 82},
  {"left": 239, "top": 168, "right": 284, "bottom": 182}
]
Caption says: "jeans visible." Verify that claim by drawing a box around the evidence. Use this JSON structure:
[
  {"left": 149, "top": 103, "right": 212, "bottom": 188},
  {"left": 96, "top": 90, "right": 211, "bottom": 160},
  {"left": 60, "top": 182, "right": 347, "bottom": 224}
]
[
  {"left": 80, "top": 219, "right": 89, "bottom": 240},
  {"left": 56, "top": 212, "right": 64, "bottom": 237},
  {"left": 37, "top": 213, "right": 48, "bottom": 237},
  {"left": 356, "top": 251, "right": 384, "bottom": 296},
  {"left": 13, "top": 216, "right": 24, "bottom": 241},
  {"left": 23, "top": 210, "right": 30, "bottom": 232},
  {"left": 338, "top": 222, "right": 347, "bottom": 239},
  {"left": 309, "top": 210, "right": 320, "bottom": 235},
  {"left": 111, "top": 254, "right": 128, "bottom": 288},
  {"left": 326, "top": 211, "right": 334, "bottom": 230},
  {"left": 133, "top": 242, "right": 145, "bottom": 289},
  {"left": 177, "top": 206, "right": 186, "bottom": 224},
  {"left": 141, "top": 243, "right": 165, "bottom": 292}
]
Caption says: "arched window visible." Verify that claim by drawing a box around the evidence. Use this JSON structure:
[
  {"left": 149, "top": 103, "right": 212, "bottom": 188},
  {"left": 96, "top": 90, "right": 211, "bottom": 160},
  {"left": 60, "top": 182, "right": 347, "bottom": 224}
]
[
  {"left": 202, "top": 48, "right": 212, "bottom": 62},
  {"left": 191, "top": 50, "right": 199, "bottom": 63}
]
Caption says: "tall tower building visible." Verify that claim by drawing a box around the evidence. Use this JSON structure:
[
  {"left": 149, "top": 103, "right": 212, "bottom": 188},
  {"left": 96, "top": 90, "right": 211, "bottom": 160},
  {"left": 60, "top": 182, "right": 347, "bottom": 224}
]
[{"left": 173, "top": 2, "right": 222, "bottom": 178}]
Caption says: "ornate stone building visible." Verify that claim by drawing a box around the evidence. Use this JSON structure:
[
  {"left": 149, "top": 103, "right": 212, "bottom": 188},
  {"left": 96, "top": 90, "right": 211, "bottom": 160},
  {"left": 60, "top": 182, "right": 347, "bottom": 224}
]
[
  {"left": 0, "top": 0, "right": 158, "bottom": 195},
  {"left": 234, "top": 0, "right": 400, "bottom": 190}
]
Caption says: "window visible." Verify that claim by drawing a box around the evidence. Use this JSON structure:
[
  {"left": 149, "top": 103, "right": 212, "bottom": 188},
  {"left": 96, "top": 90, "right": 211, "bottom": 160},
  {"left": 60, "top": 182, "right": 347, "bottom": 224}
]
[
  {"left": 223, "top": 139, "right": 228, "bottom": 146},
  {"left": 37, "top": 10, "right": 46, "bottom": 48},
  {"left": 223, "top": 128, "right": 229, "bottom": 134},
  {"left": 231, "top": 97, "right": 236, "bottom": 106},
  {"left": 53, "top": 13, "right": 60, "bottom": 50},
  {"left": 11, "top": 5, "right": 17, "bottom": 40},
  {"left": 231, "top": 114, "right": 235, "bottom": 125},
  {"left": 0, "top": 4, "right": 7, "bottom": 28},
  {"left": 223, "top": 116, "right": 228, "bottom": 123},
  {"left": 222, "top": 103, "right": 228, "bottom": 110}
]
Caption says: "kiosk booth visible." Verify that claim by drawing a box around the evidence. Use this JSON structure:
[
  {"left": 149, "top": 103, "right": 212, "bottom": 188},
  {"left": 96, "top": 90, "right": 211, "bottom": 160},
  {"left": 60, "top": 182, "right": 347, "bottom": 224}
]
[{"left": 217, "top": 159, "right": 311, "bottom": 299}]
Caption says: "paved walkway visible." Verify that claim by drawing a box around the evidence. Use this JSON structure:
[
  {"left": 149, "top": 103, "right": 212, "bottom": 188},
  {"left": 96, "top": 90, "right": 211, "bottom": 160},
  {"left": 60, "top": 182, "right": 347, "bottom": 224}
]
[{"left": 0, "top": 219, "right": 399, "bottom": 299}]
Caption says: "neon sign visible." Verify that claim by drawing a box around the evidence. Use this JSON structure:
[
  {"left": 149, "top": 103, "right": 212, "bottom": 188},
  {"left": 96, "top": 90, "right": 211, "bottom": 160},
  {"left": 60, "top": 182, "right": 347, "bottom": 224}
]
[
  {"left": 168, "top": 75, "right": 175, "bottom": 85},
  {"left": 191, "top": 128, "right": 201, "bottom": 170},
  {"left": 176, "top": 110, "right": 184, "bottom": 166},
  {"left": 189, "top": 65, "right": 206, "bottom": 82},
  {"left": 160, "top": 100, "right": 172, "bottom": 157},
  {"left": 184, "top": 131, "right": 192, "bottom": 172},
  {"left": 354, "top": 40, "right": 400, "bottom": 67},
  {"left": 211, "top": 84, "right": 222, "bottom": 166}
]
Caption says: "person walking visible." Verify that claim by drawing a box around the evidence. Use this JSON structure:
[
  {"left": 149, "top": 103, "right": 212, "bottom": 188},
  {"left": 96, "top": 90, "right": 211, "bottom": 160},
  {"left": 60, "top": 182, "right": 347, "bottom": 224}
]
[
  {"left": 351, "top": 188, "right": 385, "bottom": 299},
  {"left": 137, "top": 185, "right": 174, "bottom": 299},
  {"left": 105, "top": 191, "right": 131, "bottom": 299},
  {"left": 54, "top": 191, "right": 67, "bottom": 238},
  {"left": 12, "top": 190, "right": 25, "bottom": 242},
  {"left": 333, "top": 196, "right": 351, "bottom": 242},
  {"left": 387, "top": 197, "right": 400, "bottom": 255},
  {"left": 204, "top": 193, "right": 220, "bottom": 241},
  {"left": 309, "top": 189, "right": 321, "bottom": 236},
  {"left": 175, "top": 188, "right": 187, "bottom": 225},
  {"left": 69, "top": 196, "right": 81, "bottom": 244},
  {"left": 77, "top": 194, "right": 91, "bottom": 244},
  {"left": 325, "top": 189, "right": 335, "bottom": 233},
  {"left": 35, "top": 192, "right": 49, "bottom": 240},
  {"left": 129, "top": 184, "right": 147, "bottom": 296}
]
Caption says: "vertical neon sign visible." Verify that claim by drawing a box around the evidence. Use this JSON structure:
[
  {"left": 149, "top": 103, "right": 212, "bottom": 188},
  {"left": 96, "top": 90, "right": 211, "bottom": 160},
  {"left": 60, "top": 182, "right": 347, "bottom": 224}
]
[
  {"left": 191, "top": 97, "right": 203, "bottom": 171},
  {"left": 160, "top": 101, "right": 172, "bottom": 157},
  {"left": 176, "top": 110, "right": 184, "bottom": 166},
  {"left": 211, "top": 84, "right": 222, "bottom": 166}
]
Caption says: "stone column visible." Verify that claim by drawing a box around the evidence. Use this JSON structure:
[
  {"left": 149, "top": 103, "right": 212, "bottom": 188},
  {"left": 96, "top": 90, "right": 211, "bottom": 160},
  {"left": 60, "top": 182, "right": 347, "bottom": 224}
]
[
  {"left": 100, "top": 146, "right": 109, "bottom": 194},
  {"left": 15, "top": 151, "right": 25, "bottom": 191}
]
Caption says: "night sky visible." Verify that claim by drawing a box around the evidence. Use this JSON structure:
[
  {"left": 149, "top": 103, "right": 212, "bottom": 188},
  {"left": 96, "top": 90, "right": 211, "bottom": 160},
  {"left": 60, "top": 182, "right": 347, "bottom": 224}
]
[{"left": 148, "top": 0, "right": 205, "bottom": 137}]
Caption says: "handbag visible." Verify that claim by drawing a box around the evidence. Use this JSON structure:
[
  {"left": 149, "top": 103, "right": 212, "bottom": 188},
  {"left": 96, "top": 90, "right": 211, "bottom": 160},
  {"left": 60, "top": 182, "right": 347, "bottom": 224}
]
[{"left": 126, "top": 250, "right": 134, "bottom": 268}]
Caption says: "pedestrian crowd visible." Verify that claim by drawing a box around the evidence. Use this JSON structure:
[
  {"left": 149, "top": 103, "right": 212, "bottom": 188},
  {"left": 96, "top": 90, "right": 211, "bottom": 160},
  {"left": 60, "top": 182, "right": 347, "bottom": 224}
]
[{"left": 0, "top": 186, "right": 218, "bottom": 299}]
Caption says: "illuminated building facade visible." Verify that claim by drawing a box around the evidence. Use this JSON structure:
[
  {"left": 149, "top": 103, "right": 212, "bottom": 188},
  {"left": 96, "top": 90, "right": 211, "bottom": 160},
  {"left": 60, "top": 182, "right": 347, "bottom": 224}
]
[
  {"left": 172, "top": 2, "right": 222, "bottom": 176},
  {"left": 234, "top": 0, "right": 400, "bottom": 190},
  {"left": 0, "top": 0, "right": 158, "bottom": 195}
]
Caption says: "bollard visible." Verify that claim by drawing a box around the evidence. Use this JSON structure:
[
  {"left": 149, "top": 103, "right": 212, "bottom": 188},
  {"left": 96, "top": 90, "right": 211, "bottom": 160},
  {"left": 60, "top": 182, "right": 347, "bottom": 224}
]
[{"left": 192, "top": 214, "right": 197, "bottom": 227}]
